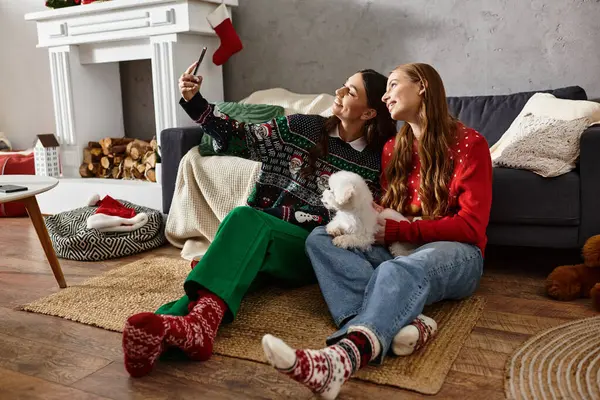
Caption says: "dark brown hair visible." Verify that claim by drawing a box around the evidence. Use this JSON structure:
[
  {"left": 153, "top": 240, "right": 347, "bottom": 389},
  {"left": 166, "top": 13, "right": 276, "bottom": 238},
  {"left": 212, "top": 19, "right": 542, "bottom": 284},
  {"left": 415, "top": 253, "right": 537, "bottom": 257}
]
[{"left": 301, "top": 69, "right": 396, "bottom": 176}]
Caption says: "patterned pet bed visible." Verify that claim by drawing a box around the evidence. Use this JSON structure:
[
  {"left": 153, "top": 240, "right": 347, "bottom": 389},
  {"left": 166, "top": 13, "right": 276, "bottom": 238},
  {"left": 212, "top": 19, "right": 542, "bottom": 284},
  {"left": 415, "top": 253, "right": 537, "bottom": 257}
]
[{"left": 45, "top": 200, "right": 167, "bottom": 261}]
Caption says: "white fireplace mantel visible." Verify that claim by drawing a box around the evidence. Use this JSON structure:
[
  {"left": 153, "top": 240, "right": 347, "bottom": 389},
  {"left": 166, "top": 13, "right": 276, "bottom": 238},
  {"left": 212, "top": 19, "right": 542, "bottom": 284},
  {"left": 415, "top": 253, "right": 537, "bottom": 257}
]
[{"left": 25, "top": 0, "right": 238, "bottom": 214}]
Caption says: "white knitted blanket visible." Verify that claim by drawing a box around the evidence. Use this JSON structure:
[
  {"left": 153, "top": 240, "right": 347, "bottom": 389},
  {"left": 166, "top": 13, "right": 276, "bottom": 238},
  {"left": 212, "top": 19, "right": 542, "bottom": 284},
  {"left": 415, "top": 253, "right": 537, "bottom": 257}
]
[{"left": 165, "top": 148, "right": 261, "bottom": 260}]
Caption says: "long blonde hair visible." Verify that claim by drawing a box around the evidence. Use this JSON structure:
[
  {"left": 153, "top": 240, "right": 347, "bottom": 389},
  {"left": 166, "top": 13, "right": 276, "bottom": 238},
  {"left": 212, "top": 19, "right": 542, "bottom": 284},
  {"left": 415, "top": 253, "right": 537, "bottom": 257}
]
[{"left": 380, "top": 63, "right": 457, "bottom": 218}]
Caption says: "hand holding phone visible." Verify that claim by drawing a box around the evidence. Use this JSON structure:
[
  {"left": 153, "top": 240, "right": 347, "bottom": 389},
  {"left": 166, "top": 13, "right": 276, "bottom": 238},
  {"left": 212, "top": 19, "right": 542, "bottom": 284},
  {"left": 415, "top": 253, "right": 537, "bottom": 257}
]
[{"left": 179, "top": 47, "right": 207, "bottom": 102}]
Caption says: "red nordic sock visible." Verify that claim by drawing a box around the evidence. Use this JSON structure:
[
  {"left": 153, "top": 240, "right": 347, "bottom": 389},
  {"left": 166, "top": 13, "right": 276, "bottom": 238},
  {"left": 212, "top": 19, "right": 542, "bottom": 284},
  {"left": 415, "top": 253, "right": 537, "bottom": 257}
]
[
  {"left": 122, "top": 290, "right": 227, "bottom": 377},
  {"left": 162, "top": 291, "right": 226, "bottom": 360},
  {"left": 206, "top": 4, "right": 243, "bottom": 65},
  {"left": 122, "top": 312, "right": 168, "bottom": 378},
  {"left": 190, "top": 256, "right": 201, "bottom": 270},
  {"left": 346, "top": 331, "right": 373, "bottom": 368}
]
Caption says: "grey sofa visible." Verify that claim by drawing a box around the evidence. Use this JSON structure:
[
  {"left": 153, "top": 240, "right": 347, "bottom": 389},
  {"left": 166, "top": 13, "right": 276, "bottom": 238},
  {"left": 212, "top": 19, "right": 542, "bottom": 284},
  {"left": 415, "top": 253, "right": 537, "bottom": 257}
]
[{"left": 160, "top": 85, "right": 600, "bottom": 249}]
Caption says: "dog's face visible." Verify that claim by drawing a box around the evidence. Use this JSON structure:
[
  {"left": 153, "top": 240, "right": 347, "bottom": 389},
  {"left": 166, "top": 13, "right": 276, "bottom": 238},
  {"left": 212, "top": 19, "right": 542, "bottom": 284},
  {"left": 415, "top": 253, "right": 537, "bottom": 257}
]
[
  {"left": 321, "top": 188, "right": 339, "bottom": 210},
  {"left": 321, "top": 171, "right": 370, "bottom": 211},
  {"left": 322, "top": 187, "right": 355, "bottom": 211}
]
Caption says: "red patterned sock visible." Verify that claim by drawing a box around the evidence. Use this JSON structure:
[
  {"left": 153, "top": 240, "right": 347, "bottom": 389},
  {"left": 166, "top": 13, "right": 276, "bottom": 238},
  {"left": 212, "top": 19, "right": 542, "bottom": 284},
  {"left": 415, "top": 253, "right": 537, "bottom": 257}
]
[
  {"left": 346, "top": 331, "right": 373, "bottom": 368},
  {"left": 190, "top": 257, "right": 201, "bottom": 270},
  {"left": 162, "top": 291, "right": 226, "bottom": 360},
  {"left": 262, "top": 327, "right": 380, "bottom": 399},
  {"left": 122, "top": 312, "right": 168, "bottom": 378},
  {"left": 122, "top": 291, "right": 227, "bottom": 377}
]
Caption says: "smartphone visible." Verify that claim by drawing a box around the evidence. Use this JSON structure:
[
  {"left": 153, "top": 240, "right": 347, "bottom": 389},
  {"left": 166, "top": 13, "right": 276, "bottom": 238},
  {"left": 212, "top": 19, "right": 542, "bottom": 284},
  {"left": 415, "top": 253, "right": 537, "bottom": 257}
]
[
  {"left": 192, "top": 47, "right": 208, "bottom": 75},
  {"left": 0, "top": 184, "right": 28, "bottom": 193}
]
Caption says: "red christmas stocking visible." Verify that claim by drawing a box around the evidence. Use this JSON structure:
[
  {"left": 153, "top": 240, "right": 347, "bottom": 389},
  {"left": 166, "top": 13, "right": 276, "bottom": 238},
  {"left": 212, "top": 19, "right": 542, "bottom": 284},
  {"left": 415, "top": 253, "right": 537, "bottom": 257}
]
[{"left": 206, "top": 4, "right": 243, "bottom": 65}]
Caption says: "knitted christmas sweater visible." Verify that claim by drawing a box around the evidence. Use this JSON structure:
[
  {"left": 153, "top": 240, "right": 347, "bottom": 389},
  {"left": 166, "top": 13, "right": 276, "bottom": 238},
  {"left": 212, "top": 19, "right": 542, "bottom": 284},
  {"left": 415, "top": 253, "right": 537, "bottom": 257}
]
[
  {"left": 382, "top": 123, "right": 493, "bottom": 255},
  {"left": 180, "top": 93, "right": 382, "bottom": 230}
]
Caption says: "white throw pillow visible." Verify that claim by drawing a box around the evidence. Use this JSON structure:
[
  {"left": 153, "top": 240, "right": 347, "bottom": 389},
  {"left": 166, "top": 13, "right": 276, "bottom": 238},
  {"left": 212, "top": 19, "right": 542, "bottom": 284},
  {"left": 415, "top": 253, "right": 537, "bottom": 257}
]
[
  {"left": 492, "top": 114, "right": 590, "bottom": 177},
  {"left": 521, "top": 93, "right": 600, "bottom": 123},
  {"left": 240, "top": 88, "right": 334, "bottom": 117}
]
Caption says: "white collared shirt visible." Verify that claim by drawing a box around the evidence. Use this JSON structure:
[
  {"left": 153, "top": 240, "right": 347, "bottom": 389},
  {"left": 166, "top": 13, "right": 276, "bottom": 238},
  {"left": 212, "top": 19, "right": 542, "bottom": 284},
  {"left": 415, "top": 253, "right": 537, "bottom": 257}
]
[{"left": 329, "top": 126, "right": 367, "bottom": 152}]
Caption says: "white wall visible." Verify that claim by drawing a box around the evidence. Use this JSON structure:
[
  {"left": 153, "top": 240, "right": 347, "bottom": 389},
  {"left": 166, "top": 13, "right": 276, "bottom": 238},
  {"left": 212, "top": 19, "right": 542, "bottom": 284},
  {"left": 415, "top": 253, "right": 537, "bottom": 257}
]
[{"left": 0, "top": 1, "right": 55, "bottom": 151}]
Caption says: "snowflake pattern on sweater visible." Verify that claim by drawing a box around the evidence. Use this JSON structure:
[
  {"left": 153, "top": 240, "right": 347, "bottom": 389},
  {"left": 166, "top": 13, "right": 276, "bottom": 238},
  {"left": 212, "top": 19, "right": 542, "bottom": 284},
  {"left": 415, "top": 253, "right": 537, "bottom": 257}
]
[{"left": 180, "top": 94, "right": 382, "bottom": 230}]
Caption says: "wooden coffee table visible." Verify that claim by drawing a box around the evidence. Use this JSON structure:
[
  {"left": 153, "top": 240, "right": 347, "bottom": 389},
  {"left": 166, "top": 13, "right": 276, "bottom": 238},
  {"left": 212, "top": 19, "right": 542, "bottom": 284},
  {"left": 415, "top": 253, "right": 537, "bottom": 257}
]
[{"left": 0, "top": 175, "right": 66, "bottom": 288}]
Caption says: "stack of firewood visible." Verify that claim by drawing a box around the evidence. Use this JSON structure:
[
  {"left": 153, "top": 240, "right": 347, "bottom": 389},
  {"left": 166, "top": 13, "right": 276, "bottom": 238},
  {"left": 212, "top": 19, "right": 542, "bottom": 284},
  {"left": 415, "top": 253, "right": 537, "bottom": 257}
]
[{"left": 79, "top": 137, "right": 158, "bottom": 182}]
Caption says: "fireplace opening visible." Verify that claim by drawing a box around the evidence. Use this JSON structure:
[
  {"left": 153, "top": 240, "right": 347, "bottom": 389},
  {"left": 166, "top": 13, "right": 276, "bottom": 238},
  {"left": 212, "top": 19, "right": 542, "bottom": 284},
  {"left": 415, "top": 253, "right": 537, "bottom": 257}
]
[
  {"left": 120, "top": 59, "right": 156, "bottom": 142},
  {"left": 78, "top": 59, "right": 159, "bottom": 182}
]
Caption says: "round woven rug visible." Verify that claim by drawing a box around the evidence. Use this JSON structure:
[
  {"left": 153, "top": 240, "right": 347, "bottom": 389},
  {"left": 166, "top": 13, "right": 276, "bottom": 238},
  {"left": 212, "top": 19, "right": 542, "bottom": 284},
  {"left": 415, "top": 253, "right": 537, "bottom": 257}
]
[{"left": 505, "top": 316, "right": 600, "bottom": 400}]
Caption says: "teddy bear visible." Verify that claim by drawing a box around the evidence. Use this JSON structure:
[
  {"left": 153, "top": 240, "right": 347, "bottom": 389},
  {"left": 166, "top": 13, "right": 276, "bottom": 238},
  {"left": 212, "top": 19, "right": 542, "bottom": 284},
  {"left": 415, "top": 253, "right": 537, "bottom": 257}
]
[{"left": 546, "top": 234, "right": 600, "bottom": 310}]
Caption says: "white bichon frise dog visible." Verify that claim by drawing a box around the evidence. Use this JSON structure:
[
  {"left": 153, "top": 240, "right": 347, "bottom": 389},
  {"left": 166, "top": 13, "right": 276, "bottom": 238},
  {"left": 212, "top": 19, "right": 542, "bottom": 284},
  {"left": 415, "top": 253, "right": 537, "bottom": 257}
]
[{"left": 321, "top": 170, "right": 418, "bottom": 256}]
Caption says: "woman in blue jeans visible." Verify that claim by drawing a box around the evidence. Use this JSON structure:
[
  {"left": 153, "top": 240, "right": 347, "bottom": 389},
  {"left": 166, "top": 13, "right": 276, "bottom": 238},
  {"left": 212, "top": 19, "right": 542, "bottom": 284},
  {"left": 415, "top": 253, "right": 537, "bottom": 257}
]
[{"left": 261, "top": 63, "right": 493, "bottom": 400}]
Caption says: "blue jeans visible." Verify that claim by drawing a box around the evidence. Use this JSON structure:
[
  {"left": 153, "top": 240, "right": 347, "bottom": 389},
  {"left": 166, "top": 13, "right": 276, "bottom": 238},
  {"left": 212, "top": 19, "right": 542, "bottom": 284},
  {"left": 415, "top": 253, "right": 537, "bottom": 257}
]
[{"left": 305, "top": 226, "right": 484, "bottom": 363}]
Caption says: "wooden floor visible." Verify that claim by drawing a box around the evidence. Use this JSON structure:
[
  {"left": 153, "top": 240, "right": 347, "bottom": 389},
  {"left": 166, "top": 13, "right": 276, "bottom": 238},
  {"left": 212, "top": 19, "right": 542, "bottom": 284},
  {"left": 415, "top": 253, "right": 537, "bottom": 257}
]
[{"left": 0, "top": 217, "right": 597, "bottom": 400}]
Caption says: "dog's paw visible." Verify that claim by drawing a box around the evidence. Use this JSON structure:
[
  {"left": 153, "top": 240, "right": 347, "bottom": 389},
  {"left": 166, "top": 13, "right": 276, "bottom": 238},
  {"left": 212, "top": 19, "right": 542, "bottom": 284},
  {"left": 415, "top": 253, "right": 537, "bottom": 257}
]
[
  {"left": 326, "top": 225, "right": 344, "bottom": 237},
  {"left": 332, "top": 235, "right": 353, "bottom": 249},
  {"left": 333, "top": 235, "right": 372, "bottom": 250},
  {"left": 389, "top": 242, "right": 416, "bottom": 257}
]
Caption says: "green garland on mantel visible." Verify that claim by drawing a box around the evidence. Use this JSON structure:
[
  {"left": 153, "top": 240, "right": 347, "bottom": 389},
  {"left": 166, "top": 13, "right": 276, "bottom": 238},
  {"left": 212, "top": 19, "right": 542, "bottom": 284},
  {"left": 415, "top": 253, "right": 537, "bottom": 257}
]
[
  {"left": 45, "top": 0, "right": 81, "bottom": 8},
  {"left": 45, "top": 0, "right": 111, "bottom": 9}
]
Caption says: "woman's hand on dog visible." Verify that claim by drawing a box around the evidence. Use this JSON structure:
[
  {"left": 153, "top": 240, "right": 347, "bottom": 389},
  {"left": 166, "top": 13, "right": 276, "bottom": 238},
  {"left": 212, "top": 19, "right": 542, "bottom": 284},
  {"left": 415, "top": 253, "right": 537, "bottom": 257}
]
[
  {"left": 374, "top": 216, "right": 386, "bottom": 245},
  {"left": 373, "top": 202, "right": 388, "bottom": 245},
  {"left": 372, "top": 201, "right": 384, "bottom": 213}
]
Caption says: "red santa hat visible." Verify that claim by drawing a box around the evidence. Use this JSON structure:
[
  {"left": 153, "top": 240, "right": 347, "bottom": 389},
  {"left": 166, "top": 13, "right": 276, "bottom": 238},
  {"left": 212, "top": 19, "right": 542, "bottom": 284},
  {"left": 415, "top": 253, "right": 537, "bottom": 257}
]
[{"left": 87, "top": 194, "right": 136, "bottom": 219}]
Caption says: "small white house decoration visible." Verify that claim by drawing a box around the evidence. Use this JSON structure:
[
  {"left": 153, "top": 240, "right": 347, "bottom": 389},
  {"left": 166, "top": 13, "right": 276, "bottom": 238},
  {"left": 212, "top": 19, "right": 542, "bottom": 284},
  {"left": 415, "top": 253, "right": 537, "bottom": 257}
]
[{"left": 34, "top": 134, "right": 60, "bottom": 177}]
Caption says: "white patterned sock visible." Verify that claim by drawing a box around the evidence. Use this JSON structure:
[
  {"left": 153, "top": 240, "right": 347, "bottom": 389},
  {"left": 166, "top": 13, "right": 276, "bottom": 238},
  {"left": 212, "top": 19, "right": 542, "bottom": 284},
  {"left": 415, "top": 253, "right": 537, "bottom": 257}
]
[
  {"left": 262, "top": 334, "right": 358, "bottom": 400},
  {"left": 392, "top": 314, "right": 437, "bottom": 356}
]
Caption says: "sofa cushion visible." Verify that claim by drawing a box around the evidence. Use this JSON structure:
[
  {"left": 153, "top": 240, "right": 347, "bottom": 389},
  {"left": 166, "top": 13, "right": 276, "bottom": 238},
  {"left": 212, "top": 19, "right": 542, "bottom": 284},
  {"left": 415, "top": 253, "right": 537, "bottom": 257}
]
[
  {"left": 491, "top": 114, "right": 590, "bottom": 177},
  {"left": 199, "top": 102, "right": 285, "bottom": 156},
  {"left": 446, "top": 86, "right": 587, "bottom": 147},
  {"left": 490, "top": 167, "right": 580, "bottom": 226}
]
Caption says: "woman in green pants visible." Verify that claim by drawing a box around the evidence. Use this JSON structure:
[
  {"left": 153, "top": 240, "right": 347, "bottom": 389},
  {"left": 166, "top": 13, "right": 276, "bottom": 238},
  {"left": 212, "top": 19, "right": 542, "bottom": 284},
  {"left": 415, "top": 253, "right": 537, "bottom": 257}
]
[{"left": 121, "top": 63, "right": 396, "bottom": 377}]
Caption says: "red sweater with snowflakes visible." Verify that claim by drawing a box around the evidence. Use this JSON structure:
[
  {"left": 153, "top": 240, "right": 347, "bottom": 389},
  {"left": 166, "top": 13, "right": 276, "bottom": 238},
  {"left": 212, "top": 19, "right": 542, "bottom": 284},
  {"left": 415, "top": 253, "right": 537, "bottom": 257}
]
[{"left": 381, "top": 123, "right": 493, "bottom": 256}]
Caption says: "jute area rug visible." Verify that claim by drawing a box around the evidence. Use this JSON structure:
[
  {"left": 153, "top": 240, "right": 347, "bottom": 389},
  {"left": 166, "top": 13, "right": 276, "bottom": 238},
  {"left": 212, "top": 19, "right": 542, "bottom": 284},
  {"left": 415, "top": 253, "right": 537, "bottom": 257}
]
[
  {"left": 21, "top": 256, "right": 485, "bottom": 395},
  {"left": 505, "top": 316, "right": 600, "bottom": 400}
]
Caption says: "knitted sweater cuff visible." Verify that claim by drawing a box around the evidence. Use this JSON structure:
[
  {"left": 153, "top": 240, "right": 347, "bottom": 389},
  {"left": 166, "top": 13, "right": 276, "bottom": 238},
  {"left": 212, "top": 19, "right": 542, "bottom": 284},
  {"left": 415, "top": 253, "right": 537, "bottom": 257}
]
[{"left": 384, "top": 219, "right": 405, "bottom": 243}]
